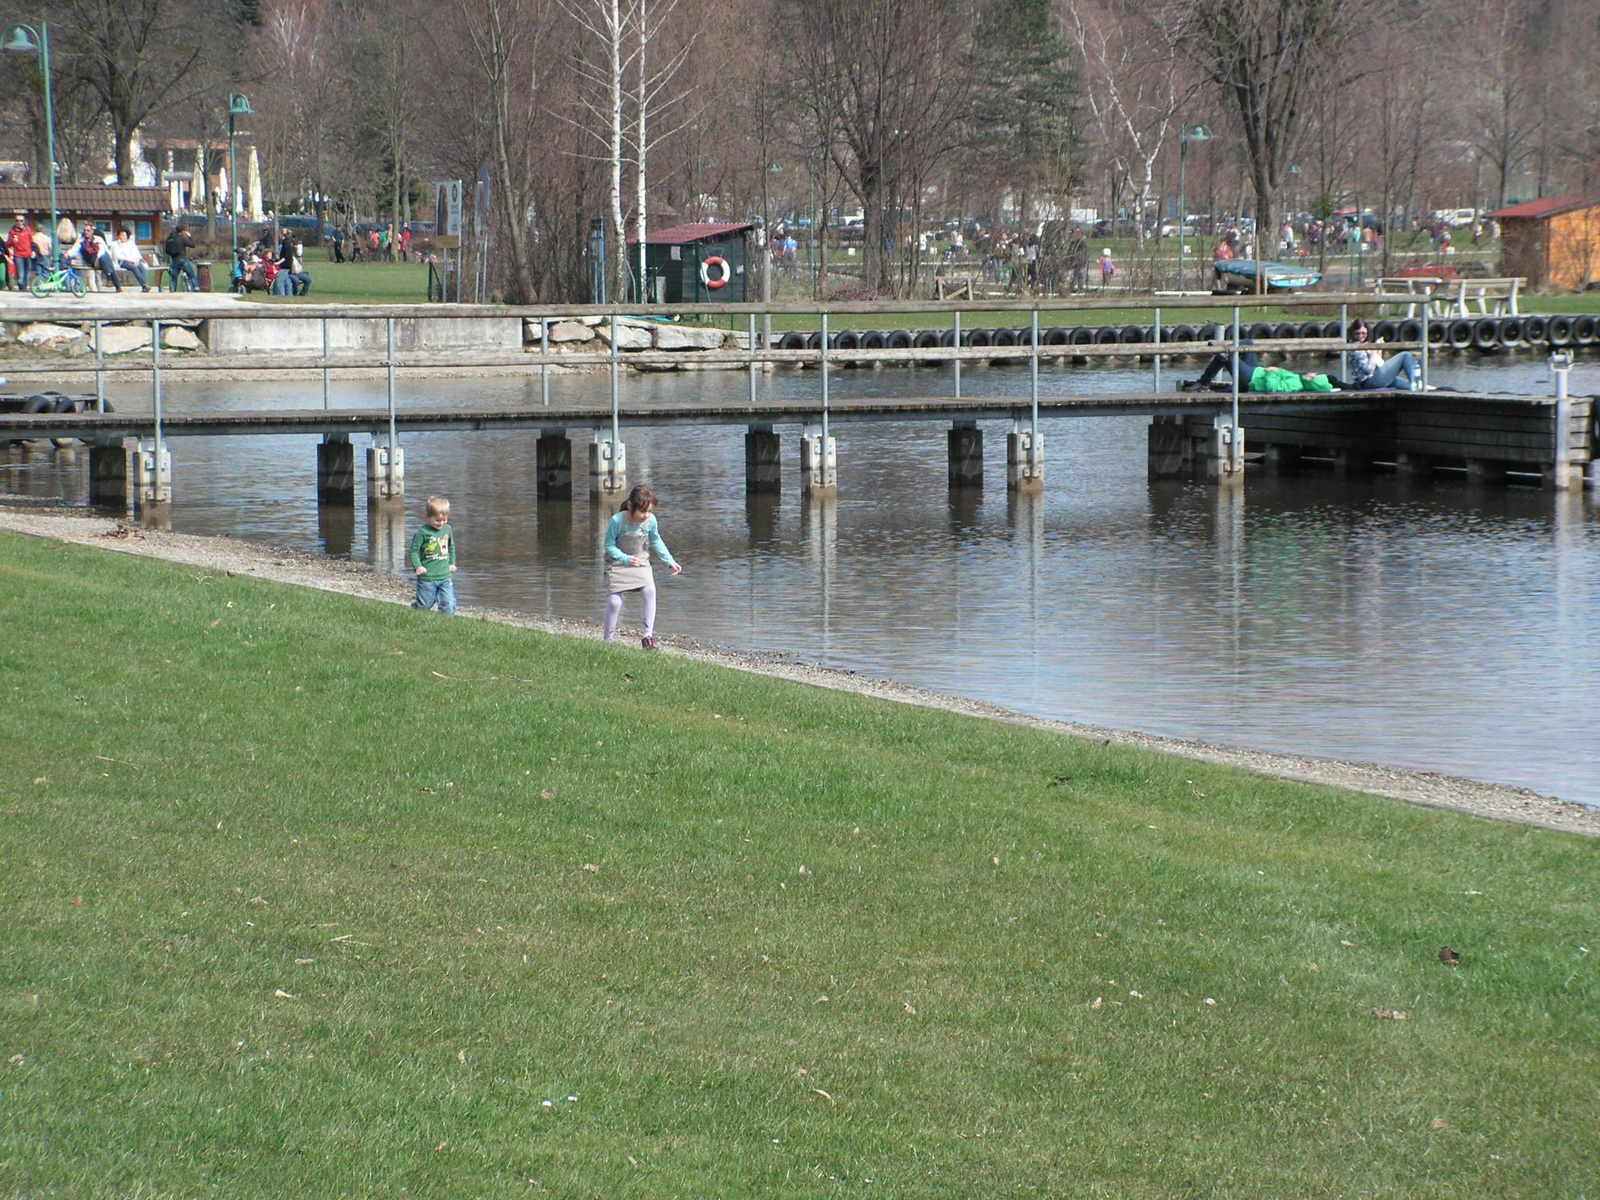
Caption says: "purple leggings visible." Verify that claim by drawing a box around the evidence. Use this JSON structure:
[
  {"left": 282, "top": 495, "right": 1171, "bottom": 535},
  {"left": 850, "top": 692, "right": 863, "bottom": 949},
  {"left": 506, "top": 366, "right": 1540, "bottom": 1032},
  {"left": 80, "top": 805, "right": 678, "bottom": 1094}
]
[{"left": 603, "top": 584, "right": 656, "bottom": 640}]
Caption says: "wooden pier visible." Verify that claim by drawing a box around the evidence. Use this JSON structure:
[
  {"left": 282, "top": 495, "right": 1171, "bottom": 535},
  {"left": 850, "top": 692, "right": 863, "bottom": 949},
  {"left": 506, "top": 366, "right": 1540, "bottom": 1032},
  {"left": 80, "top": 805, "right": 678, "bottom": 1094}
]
[{"left": 2, "top": 296, "right": 1595, "bottom": 508}]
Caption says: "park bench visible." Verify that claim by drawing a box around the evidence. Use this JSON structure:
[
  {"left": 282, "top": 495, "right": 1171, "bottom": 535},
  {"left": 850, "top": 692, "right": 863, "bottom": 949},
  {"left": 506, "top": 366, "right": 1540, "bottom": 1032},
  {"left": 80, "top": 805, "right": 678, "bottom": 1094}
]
[{"left": 1375, "top": 275, "right": 1524, "bottom": 319}]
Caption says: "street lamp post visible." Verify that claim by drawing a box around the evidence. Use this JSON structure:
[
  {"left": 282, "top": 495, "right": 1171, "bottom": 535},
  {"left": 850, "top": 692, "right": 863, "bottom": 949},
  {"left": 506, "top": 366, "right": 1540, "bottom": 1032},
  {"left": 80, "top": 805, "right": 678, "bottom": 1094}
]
[
  {"left": 3, "top": 20, "right": 58, "bottom": 268},
  {"left": 227, "top": 93, "right": 252, "bottom": 264},
  {"left": 1177, "top": 124, "right": 1211, "bottom": 291}
]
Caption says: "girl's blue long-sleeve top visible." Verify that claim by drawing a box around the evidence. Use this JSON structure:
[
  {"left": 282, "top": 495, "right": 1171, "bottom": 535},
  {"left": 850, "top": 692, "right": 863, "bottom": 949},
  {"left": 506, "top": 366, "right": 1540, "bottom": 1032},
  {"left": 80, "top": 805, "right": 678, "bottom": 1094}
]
[{"left": 604, "top": 511, "right": 677, "bottom": 566}]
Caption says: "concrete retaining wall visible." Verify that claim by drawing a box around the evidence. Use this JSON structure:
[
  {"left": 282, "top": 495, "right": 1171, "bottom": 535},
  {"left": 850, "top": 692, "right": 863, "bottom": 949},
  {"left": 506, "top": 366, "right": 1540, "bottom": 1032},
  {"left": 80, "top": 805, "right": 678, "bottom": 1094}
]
[{"left": 201, "top": 316, "right": 525, "bottom": 355}]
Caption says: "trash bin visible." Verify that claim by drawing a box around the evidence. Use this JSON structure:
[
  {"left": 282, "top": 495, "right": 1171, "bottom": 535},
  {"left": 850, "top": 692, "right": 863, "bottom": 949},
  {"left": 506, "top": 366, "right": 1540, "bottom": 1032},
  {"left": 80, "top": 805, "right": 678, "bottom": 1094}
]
[{"left": 196, "top": 261, "right": 213, "bottom": 292}]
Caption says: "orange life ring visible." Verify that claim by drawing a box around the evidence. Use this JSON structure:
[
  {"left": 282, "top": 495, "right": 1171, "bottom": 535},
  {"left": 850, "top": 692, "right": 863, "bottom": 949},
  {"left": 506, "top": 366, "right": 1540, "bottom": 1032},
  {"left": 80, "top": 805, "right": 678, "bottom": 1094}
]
[{"left": 700, "top": 255, "right": 730, "bottom": 289}]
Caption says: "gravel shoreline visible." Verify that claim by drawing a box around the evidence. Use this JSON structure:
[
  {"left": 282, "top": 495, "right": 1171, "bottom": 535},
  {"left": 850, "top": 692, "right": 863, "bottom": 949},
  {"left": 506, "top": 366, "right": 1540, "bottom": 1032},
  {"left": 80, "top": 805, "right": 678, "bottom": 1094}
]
[{"left": 5, "top": 502, "right": 1596, "bottom": 838}]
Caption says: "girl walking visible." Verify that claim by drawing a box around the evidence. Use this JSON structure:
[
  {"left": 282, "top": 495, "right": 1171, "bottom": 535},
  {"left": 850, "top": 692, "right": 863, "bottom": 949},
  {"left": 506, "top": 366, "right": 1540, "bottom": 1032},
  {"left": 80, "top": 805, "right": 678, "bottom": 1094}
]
[{"left": 603, "top": 485, "right": 681, "bottom": 649}]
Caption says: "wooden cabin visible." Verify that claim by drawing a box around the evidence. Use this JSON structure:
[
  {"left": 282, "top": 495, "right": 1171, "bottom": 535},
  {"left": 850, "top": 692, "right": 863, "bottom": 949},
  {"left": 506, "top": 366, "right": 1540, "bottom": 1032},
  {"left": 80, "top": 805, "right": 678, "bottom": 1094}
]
[
  {"left": 1490, "top": 196, "right": 1600, "bottom": 291},
  {"left": 629, "top": 221, "right": 755, "bottom": 303}
]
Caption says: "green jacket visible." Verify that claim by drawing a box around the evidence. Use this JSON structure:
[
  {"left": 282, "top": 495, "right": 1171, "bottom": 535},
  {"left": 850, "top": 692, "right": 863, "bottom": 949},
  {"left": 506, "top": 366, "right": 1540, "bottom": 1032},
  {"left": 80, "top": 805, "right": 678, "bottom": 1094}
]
[
  {"left": 1250, "top": 366, "right": 1333, "bottom": 393},
  {"left": 409, "top": 523, "right": 455, "bottom": 581}
]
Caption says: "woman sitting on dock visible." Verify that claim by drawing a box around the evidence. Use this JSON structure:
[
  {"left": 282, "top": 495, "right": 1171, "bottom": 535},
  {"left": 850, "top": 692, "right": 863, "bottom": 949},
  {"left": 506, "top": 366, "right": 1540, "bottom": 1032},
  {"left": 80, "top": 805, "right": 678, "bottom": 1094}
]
[{"left": 1342, "top": 320, "right": 1423, "bottom": 391}]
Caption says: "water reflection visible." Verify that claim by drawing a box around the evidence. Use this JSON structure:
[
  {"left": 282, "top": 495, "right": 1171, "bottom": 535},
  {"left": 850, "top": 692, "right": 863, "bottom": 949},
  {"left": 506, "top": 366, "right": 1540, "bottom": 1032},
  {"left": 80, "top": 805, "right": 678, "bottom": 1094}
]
[{"left": 5, "top": 354, "right": 1598, "bottom": 803}]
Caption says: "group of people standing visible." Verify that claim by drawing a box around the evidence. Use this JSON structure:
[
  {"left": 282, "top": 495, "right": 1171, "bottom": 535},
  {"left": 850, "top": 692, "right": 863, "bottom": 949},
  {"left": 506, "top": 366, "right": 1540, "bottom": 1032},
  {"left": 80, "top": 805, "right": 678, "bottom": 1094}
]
[
  {"left": 3, "top": 212, "right": 152, "bottom": 291},
  {"left": 233, "top": 231, "right": 312, "bottom": 295}
]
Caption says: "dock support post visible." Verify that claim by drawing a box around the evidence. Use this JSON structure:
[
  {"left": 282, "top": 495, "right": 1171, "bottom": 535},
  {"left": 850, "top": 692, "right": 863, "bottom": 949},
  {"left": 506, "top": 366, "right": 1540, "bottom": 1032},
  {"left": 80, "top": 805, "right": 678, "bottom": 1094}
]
[
  {"left": 589, "top": 435, "right": 627, "bottom": 500},
  {"left": 1464, "top": 458, "right": 1509, "bottom": 484},
  {"left": 134, "top": 437, "right": 171, "bottom": 505},
  {"left": 317, "top": 434, "right": 355, "bottom": 503},
  {"left": 1260, "top": 443, "right": 1303, "bottom": 474},
  {"left": 1006, "top": 422, "right": 1044, "bottom": 490},
  {"left": 800, "top": 422, "right": 836, "bottom": 495},
  {"left": 1393, "top": 452, "right": 1434, "bottom": 477},
  {"left": 746, "top": 423, "right": 781, "bottom": 492},
  {"left": 1332, "top": 448, "right": 1375, "bottom": 476},
  {"left": 1207, "top": 415, "right": 1244, "bottom": 483},
  {"left": 537, "top": 430, "right": 573, "bottom": 499},
  {"left": 1549, "top": 352, "right": 1581, "bottom": 489},
  {"left": 88, "top": 438, "right": 137, "bottom": 509},
  {"left": 948, "top": 420, "right": 983, "bottom": 488},
  {"left": 1147, "top": 416, "right": 1187, "bottom": 477},
  {"left": 367, "top": 437, "right": 404, "bottom": 501}
]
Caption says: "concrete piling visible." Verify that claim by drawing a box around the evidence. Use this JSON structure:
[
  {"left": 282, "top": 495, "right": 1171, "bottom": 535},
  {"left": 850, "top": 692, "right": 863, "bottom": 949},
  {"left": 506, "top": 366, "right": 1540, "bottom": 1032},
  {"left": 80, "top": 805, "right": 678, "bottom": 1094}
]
[
  {"left": 589, "top": 437, "right": 626, "bottom": 500},
  {"left": 948, "top": 421, "right": 983, "bottom": 489},
  {"left": 745, "top": 424, "right": 781, "bottom": 493},
  {"left": 317, "top": 434, "right": 355, "bottom": 504},
  {"left": 1006, "top": 427, "right": 1043, "bottom": 490},
  {"left": 88, "top": 438, "right": 138, "bottom": 509},
  {"left": 537, "top": 431, "right": 574, "bottom": 499},
  {"left": 800, "top": 427, "right": 837, "bottom": 495},
  {"left": 366, "top": 439, "right": 404, "bottom": 502}
]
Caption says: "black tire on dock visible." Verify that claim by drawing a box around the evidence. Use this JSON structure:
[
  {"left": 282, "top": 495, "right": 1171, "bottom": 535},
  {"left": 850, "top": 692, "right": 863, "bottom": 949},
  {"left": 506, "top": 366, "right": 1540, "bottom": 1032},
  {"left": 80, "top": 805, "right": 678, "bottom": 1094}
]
[
  {"left": 965, "top": 327, "right": 994, "bottom": 348},
  {"left": 1170, "top": 324, "right": 1199, "bottom": 342},
  {"left": 1069, "top": 326, "right": 1095, "bottom": 346},
  {"left": 804, "top": 332, "right": 824, "bottom": 350},
  {"left": 1547, "top": 315, "right": 1574, "bottom": 346},
  {"left": 1398, "top": 319, "right": 1425, "bottom": 343},
  {"left": 1248, "top": 322, "right": 1274, "bottom": 340},
  {"left": 992, "top": 327, "right": 1019, "bottom": 347},
  {"left": 48, "top": 397, "right": 80, "bottom": 447},
  {"left": 1497, "top": 317, "right": 1524, "bottom": 347},
  {"left": 1472, "top": 318, "right": 1501, "bottom": 350},
  {"left": 1521, "top": 315, "right": 1547, "bottom": 343},
  {"left": 1271, "top": 322, "right": 1298, "bottom": 340},
  {"left": 778, "top": 331, "right": 807, "bottom": 351},
  {"left": 833, "top": 329, "right": 862, "bottom": 350},
  {"left": 1093, "top": 326, "right": 1120, "bottom": 345},
  {"left": 1297, "top": 321, "right": 1324, "bottom": 339},
  {"left": 886, "top": 329, "right": 913, "bottom": 349},
  {"left": 1042, "top": 327, "right": 1071, "bottom": 346},
  {"left": 1448, "top": 319, "right": 1474, "bottom": 349},
  {"left": 938, "top": 328, "right": 958, "bottom": 348},
  {"left": 1427, "top": 319, "right": 1449, "bottom": 345},
  {"left": 912, "top": 330, "right": 942, "bottom": 350},
  {"left": 861, "top": 330, "right": 887, "bottom": 350},
  {"left": 1573, "top": 314, "right": 1599, "bottom": 344},
  {"left": 1372, "top": 320, "right": 1399, "bottom": 342},
  {"left": 1118, "top": 325, "right": 1145, "bottom": 344}
]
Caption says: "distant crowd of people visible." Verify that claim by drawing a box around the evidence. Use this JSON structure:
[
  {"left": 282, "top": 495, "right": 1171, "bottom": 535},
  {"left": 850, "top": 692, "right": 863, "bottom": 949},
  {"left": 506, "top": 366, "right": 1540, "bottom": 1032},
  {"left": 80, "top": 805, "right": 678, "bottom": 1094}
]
[{"left": 3, "top": 212, "right": 153, "bottom": 292}]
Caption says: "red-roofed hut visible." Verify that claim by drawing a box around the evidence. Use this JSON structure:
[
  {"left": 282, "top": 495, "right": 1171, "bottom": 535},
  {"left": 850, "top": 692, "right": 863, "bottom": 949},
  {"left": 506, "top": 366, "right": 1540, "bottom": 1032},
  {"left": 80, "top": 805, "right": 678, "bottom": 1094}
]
[
  {"left": 629, "top": 221, "right": 755, "bottom": 303},
  {"left": 1489, "top": 196, "right": 1600, "bottom": 290}
]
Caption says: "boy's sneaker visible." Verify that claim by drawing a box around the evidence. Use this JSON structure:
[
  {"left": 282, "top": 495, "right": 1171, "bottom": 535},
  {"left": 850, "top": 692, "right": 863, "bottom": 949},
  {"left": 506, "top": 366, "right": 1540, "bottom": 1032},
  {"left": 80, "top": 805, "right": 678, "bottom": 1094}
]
[{"left": 641, "top": 635, "right": 659, "bottom": 650}]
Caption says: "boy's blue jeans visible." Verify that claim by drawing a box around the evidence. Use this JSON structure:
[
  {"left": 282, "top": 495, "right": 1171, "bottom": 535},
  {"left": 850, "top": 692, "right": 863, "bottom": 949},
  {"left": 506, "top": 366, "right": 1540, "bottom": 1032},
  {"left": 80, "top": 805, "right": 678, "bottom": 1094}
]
[{"left": 414, "top": 577, "right": 457, "bottom": 615}]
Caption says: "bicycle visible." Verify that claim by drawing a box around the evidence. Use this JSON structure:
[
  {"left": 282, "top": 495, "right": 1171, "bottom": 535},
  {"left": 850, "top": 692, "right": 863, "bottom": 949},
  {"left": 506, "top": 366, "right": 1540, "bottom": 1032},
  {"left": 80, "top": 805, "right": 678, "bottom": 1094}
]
[{"left": 29, "top": 262, "right": 87, "bottom": 298}]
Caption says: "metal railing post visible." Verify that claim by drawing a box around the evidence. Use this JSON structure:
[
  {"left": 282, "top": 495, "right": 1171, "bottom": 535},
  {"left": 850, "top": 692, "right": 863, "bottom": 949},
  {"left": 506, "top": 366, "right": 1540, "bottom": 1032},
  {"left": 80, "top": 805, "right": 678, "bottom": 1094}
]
[
  {"left": 748, "top": 312, "right": 758, "bottom": 405},
  {"left": 386, "top": 317, "right": 398, "bottom": 451},
  {"left": 540, "top": 318, "right": 550, "bottom": 407},
  {"left": 820, "top": 311, "right": 830, "bottom": 448},
  {"left": 93, "top": 321, "right": 105, "bottom": 412},
  {"left": 609, "top": 310, "right": 621, "bottom": 451},
  {"left": 1152, "top": 307, "right": 1162, "bottom": 393},
  {"left": 321, "top": 317, "right": 330, "bottom": 410},
  {"left": 953, "top": 310, "right": 962, "bottom": 399},
  {"left": 1030, "top": 307, "right": 1040, "bottom": 434},
  {"left": 151, "top": 319, "right": 163, "bottom": 460}
]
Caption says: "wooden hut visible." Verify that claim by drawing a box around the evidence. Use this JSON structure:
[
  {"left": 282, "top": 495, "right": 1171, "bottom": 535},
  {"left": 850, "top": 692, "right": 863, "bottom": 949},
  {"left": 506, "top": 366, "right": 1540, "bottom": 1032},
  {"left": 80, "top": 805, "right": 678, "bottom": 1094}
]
[
  {"left": 629, "top": 221, "right": 755, "bottom": 303},
  {"left": 0, "top": 184, "right": 167, "bottom": 246},
  {"left": 1490, "top": 196, "right": 1600, "bottom": 291}
]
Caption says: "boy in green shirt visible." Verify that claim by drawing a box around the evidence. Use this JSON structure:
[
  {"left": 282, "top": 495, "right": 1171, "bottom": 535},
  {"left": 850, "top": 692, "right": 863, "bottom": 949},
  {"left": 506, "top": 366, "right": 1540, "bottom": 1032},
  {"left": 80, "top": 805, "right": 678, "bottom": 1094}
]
[{"left": 409, "top": 495, "right": 458, "bottom": 615}]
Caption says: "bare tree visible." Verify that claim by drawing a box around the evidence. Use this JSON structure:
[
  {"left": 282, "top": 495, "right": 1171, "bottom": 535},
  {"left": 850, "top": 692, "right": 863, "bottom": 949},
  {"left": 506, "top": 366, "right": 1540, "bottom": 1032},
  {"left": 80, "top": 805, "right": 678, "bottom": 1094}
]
[
  {"left": 1186, "top": 0, "right": 1352, "bottom": 255},
  {"left": 781, "top": 0, "right": 977, "bottom": 295},
  {"left": 1064, "top": 0, "right": 1195, "bottom": 247}
]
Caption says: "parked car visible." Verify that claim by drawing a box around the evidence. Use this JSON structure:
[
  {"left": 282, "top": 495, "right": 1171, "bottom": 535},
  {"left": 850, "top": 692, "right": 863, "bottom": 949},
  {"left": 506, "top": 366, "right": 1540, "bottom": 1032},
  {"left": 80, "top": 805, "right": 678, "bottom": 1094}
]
[{"left": 275, "top": 215, "right": 339, "bottom": 241}]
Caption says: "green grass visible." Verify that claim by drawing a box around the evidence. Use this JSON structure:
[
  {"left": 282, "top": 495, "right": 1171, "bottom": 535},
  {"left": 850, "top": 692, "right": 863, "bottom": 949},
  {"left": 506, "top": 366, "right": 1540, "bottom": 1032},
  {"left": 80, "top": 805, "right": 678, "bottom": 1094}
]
[
  {"left": 239, "top": 260, "right": 435, "bottom": 304},
  {"left": 3, "top": 530, "right": 1596, "bottom": 1198}
]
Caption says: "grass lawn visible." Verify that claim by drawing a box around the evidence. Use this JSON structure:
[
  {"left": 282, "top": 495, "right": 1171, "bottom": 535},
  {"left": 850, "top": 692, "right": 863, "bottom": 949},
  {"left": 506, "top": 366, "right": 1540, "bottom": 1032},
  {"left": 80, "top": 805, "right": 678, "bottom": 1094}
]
[
  {"left": 239, "top": 260, "right": 435, "bottom": 305},
  {"left": 5, "top": 532, "right": 1596, "bottom": 1197}
]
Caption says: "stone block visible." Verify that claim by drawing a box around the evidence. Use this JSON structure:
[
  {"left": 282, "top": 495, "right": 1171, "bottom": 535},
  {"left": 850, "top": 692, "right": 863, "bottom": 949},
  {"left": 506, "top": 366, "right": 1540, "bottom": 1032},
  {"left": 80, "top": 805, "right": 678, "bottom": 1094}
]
[
  {"left": 19, "top": 323, "right": 88, "bottom": 350},
  {"left": 596, "top": 322, "right": 652, "bottom": 350},
  {"left": 547, "top": 321, "right": 596, "bottom": 343},
  {"left": 97, "top": 325, "right": 156, "bottom": 355},
  {"left": 161, "top": 326, "right": 203, "bottom": 351},
  {"left": 655, "top": 324, "right": 725, "bottom": 351}
]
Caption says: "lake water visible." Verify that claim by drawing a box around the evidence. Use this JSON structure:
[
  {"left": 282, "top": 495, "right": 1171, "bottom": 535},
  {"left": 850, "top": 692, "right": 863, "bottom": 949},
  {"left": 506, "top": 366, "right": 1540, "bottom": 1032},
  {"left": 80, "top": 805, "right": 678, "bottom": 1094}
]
[{"left": 6, "top": 350, "right": 1598, "bottom": 804}]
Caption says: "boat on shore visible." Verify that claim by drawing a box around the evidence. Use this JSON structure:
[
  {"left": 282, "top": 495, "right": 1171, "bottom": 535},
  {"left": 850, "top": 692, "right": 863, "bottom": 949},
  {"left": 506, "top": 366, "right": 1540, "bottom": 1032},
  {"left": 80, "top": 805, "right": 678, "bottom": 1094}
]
[{"left": 1213, "top": 259, "right": 1323, "bottom": 292}]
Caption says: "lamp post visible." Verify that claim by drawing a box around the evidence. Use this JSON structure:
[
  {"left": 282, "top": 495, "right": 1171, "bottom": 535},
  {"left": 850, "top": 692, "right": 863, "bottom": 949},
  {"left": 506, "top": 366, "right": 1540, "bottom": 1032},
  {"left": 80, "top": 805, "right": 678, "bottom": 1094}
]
[
  {"left": 1177, "top": 124, "right": 1211, "bottom": 291},
  {"left": 227, "top": 93, "right": 252, "bottom": 263},
  {"left": 3, "top": 21, "right": 58, "bottom": 268}
]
